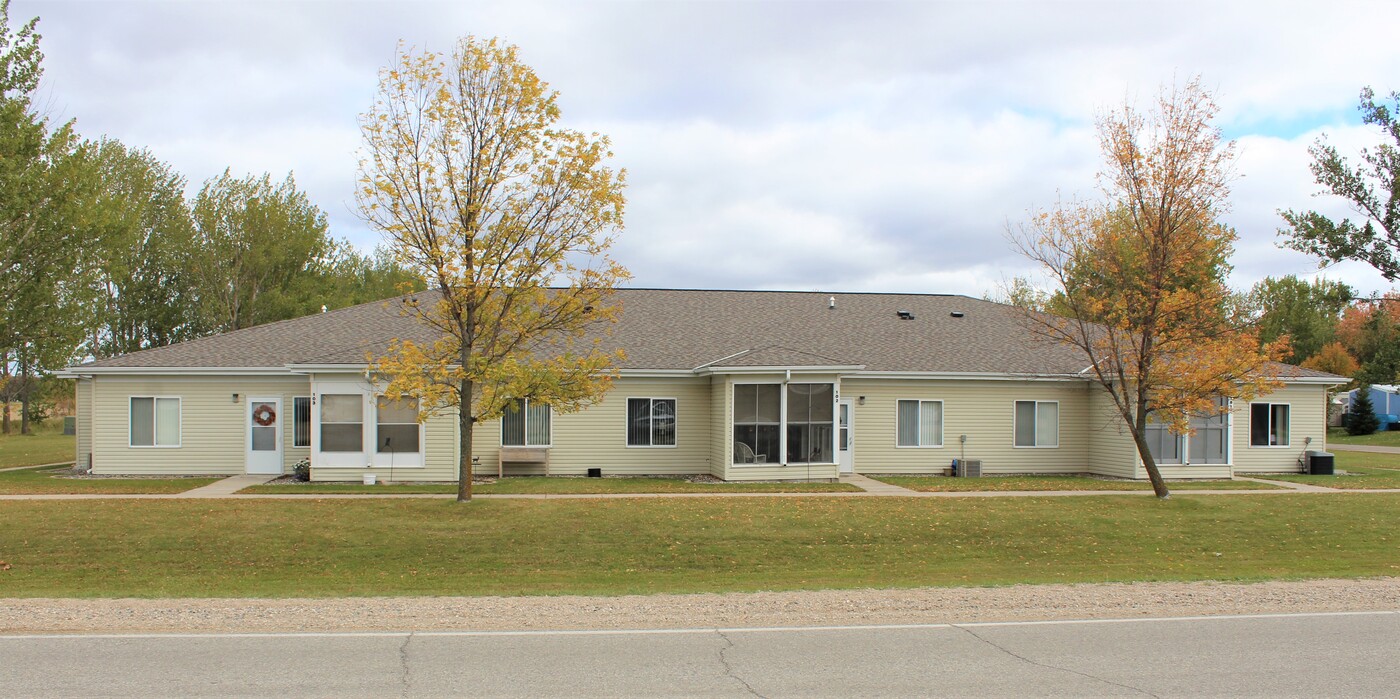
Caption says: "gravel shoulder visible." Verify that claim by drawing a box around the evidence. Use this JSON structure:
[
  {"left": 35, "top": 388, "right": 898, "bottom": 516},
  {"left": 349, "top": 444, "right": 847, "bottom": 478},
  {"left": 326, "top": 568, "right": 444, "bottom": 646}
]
[{"left": 3, "top": 577, "right": 1398, "bottom": 635}]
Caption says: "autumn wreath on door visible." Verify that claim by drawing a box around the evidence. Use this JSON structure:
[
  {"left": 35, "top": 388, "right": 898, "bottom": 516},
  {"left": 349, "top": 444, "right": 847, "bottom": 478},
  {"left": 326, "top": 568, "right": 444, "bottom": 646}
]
[{"left": 252, "top": 404, "right": 277, "bottom": 427}]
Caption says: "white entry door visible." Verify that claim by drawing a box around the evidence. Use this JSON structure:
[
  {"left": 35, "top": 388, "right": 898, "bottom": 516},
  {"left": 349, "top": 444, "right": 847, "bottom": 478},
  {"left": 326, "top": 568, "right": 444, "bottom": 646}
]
[
  {"left": 838, "top": 399, "right": 854, "bottom": 474},
  {"left": 246, "top": 397, "right": 283, "bottom": 475}
]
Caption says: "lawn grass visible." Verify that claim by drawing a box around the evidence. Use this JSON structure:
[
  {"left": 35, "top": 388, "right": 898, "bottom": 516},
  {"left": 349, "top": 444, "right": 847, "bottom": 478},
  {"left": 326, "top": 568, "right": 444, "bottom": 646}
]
[
  {"left": 1326, "top": 427, "right": 1400, "bottom": 447},
  {"left": 0, "top": 423, "right": 75, "bottom": 468},
  {"left": 870, "top": 474, "right": 1282, "bottom": 492},
  {"left": 245, "top": 476, "right": 861, "bottom": 495},
  {"left": 0, "top": 465, "right": 222, "bottom": 495},
  {"left": 1251, "top": 451, "right": 1400, "bottom": 490},
  {"left": 1, "top": 494, "right": 1396, "bottom": 598}
]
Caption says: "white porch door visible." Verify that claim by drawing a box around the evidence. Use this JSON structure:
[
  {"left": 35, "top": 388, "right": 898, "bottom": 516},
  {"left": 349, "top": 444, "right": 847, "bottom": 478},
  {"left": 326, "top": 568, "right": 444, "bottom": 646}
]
[
  {"left": 246, "top": 397, "right": 283, "bottom": 475},
  {"left": 838, "top": 399, "right": 854, "bottom": 474}
]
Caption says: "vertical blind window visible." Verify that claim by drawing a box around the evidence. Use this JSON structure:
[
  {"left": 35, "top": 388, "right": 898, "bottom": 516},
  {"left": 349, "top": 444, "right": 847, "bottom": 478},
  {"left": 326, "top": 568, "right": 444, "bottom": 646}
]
[
  {"left": 502, "top": 398, "right": 551, "bottom": 446},
  {"left": 1014, "top": 400, "right": 1058, "bottom": 447},
  {"left": 130, "top": 397, "right": 179, "bottom": 447},
  {"left": 376, "top": 397, "right": 420, "bottom": 453},
  {"left": 320, "top": 394, "right": 363, "bottom": 452},
  {"left": 627, "top": 398, "right": 676, "bottom": 447},
  {"left": 293, "top": 397, "right": 311, "bottom": 448},
  {"left": 1250, "top": 403, "right": 1290, "bottom": 447},
  {"left": 896, "top": 400, "right": 943, "bottom": 447}
]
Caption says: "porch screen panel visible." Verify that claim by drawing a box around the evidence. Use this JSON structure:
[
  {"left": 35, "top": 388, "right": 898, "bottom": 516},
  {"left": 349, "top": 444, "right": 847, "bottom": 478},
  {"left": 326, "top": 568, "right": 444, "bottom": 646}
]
[
  {"left": 320, "top": 394, "right": 363, "bottom": 452},
  {"left": 1188, "top": 398, "right": 1229, "bottom": 464},
  {"left": 786, "top": 383, "right": 833, "bottom": 464},
  {"left": 376, "top": 397, "right": 420, "bottom": 453},
  {"left": 733, "top": 384, "right": 780, "bottom": 463}
]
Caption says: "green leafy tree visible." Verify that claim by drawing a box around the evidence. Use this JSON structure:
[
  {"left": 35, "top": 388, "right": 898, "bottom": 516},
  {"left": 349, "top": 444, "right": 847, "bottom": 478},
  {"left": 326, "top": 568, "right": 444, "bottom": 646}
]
[
  {"left": 81, "top": 138, "right": 204, "bottom": 357},
  {"left": 1346, "top": 385, "right": 1380, "bottom": 436},
  {"left": 190, "top": 170, "right": 333, "bottom": 332},
  {"left": 1280, "top": 87, "right": 1400, "bottom": 279},
  {"left": 0, "top": 0, "right": 91, "bottom": 432},
  {"left": 1243, "top": 275, "right": 1353, "bottom": 364}
]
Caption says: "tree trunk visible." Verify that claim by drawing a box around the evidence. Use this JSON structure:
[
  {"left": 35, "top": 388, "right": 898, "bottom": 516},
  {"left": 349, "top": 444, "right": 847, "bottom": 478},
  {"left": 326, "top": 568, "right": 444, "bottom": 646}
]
[
  {"left": 1129, "top": 427, "right": 1171, "bottom": 499},
  {"left": 18, "top": 363, "right": 30, "bottom": 436},
  {"left": 457, "top": 377, "right": 475, "bottom": 503}
]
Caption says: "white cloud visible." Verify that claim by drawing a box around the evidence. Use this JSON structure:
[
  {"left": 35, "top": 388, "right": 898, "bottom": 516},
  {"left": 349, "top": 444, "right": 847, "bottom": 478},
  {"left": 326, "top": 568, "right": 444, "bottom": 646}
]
[{"left": 16, "top": 0, "right": 1400, "bottom": 299}]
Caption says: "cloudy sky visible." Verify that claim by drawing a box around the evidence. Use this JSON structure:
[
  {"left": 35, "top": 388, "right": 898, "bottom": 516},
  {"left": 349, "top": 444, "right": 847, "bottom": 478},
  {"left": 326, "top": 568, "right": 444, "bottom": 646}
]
[{"left": 18, "top": 0, "right": 1400, "bottom": 297}]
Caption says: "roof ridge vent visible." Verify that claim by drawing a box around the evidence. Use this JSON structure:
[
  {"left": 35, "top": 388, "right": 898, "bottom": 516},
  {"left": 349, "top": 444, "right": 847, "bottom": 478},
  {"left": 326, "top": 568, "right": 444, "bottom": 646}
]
[{"left": 896, "top": 310, "right": 915, "bottom": 320}]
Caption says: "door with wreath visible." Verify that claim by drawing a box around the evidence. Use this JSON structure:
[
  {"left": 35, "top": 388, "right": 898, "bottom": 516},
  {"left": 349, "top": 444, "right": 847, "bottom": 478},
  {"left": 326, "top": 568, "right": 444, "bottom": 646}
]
[{"left": 246, "top": 397, "right": 283, "bottom": 474}]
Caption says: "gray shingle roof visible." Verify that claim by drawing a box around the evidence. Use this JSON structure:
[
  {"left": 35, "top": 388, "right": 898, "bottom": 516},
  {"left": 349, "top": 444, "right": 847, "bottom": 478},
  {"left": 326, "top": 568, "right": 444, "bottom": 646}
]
[{"left": 73, "top": 288, "right": 1344, "bottom": 381}]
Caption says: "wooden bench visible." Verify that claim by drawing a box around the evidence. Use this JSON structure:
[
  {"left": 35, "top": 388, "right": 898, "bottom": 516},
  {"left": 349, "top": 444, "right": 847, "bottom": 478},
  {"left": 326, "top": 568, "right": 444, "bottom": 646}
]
[{"left": 498, "top": 446, "right": 551, "bottom": 477}]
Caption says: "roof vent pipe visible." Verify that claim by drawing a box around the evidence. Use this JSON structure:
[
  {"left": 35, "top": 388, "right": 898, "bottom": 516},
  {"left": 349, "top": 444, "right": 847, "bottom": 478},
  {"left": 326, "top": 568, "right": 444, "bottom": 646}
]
[
  {"left": 321, "top": 305, "right": 328, "bottom": 314},
  {"left": 828, "top": 296, "right": 836, "bottom": 309}
]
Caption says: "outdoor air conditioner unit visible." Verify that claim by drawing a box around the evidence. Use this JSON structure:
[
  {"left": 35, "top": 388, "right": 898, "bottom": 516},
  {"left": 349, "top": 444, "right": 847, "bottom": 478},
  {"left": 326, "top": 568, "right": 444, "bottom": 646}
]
[{"left": 954, "top": 459, "right": 982, "bottom": 478}]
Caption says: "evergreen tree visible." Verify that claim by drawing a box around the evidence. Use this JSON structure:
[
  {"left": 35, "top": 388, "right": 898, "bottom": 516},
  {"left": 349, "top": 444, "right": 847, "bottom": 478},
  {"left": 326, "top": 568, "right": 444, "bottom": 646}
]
[{"left": 1347, "top": 385, "right": 1381, "bottom": 436}]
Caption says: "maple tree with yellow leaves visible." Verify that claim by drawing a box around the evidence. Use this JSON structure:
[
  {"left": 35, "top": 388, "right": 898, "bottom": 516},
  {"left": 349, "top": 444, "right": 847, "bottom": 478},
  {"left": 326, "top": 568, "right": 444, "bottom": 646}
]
[{"left": 357, "top": 37, "right": 629, "bottom": 501}]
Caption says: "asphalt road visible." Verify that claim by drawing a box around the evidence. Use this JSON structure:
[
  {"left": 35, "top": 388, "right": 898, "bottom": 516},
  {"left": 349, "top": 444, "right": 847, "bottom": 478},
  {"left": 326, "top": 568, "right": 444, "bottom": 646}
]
[{"left": 3, "top": 611, "right": 1398, "bottom": 697}]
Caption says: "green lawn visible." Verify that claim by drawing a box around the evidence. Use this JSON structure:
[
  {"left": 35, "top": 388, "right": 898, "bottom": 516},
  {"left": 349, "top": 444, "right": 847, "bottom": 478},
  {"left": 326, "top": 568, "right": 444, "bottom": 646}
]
[
  {"left": 1, "top": 494, "right": 1396, "bottom": 598},
  {"left": 0, "top": 465, "right": 222, "bottom": 495},
  {"left": 1326, "top": 427, "right": 1400, "bottom": 447},
  {"left": 870, "top": 474, "right": 1282, "bottom": 492},
  {"left": 1251, "top": 451, "right": 1400, "bottom": 490},
  {"left": 245, "top": 476, "right": 860, "bottom": 495},
  {"left": 0, "top": 425, "right": 75, "bottom": 468}
]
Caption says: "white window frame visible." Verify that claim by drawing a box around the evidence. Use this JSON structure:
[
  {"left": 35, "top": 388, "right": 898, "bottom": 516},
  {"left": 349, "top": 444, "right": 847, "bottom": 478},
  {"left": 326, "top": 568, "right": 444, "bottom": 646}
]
[
  {"left": 1249, "top": 402, "right": 1292, "bottom": 448},
  {"left": 128, "top": 395, "right": 181, "bottom": 448},
  {"left": 1013, "top": 399, "right": 1059, "bottom": 448},
  {"left": 293, "top": 396, "right": 312, "bottom": 448},
  {"left": 625, "top": 397, "right": 678, "bottom": 449},
  {"left": 731, "top": 380, "right": 837, "bottom": 466},
  {"left": 312, "top": 387, "right": 370, "bottom": 468},
  {"left": 502, "top": 398, "right": 552, "bottom": 448},
  {"left": 895, "top": 399, "right": 944, "bottom": 448}
]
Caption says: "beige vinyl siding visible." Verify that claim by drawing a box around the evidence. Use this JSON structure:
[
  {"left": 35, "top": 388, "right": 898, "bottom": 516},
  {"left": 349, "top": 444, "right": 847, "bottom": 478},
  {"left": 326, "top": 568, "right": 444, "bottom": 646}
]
[
  {"left": 710, "top": 375, "right": 728, "bottom": 478},
  {"left": 468, "top": 377, "right": 712, "bottom": 477},
  {"left": 842, "top": 378, "right": 1091, "bottom": 475},
  {"left": 313, "top": 410, "right": 458, "bottom": 482},
  {"left": 1232, "top": 383, "right": 1329, "bottom": 474},
  {"left": 89, "top": 375, "right": 311, "bottom": 475},
  {"left": 1086, "top": 384, "right": 1140, "bottom": 479},
  {"left": 75, "top": 378, "right": 93, "bottom": 469}
]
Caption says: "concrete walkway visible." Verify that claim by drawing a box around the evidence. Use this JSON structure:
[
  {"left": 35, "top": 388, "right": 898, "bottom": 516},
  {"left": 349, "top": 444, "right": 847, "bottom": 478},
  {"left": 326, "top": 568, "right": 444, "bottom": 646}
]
[
  {"left": 1234, "top": 476, "right": 1339, "bottom": 493},
  {"left": 1328, "top": 444, "right": 1400, "bottom": 454},
  {"left": 0, "top": 461, "right": 74, "bottom": 473},
  {"left": 5, "top": 482, "right": 1400, "bottom": 501},
  {"left": 179, "top": 474, "right": 280, "bottom": 497},
  {"left": 841, "top": 473, "right": 918, "bottom": 495}
]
